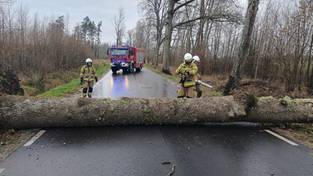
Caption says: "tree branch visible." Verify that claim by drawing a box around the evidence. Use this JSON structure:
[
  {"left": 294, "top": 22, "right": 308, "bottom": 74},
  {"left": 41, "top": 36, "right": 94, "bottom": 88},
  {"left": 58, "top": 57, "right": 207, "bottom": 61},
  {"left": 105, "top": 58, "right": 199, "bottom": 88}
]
[
  {"left": 174, "top": 13, "right": 242, "bottom": 28},
  {"left": 173, "top": 0, "right": 195, "bottom": 13}
]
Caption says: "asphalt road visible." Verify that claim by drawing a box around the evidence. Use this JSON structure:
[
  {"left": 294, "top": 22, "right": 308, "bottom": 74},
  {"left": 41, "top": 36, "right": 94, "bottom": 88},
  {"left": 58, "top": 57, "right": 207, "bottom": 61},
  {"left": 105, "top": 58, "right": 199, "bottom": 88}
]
[
  {"left": 92, "top": 69, "right": 177, "bottom": 99},
  {"left": 1, "top": 69, "right": 313, "bottom": 176}
]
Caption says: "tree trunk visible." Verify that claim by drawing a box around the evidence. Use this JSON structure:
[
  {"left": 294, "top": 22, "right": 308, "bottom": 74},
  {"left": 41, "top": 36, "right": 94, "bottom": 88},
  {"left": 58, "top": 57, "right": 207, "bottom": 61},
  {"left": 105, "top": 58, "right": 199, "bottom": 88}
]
[
  {"left": 1, "top": 96, "right": 313, "bottom": 129},
  {"left": 154, "top": 15, "right": 163, "bottom": 67},
  {"left": 162, "top": 0, "right": 175, "bottom": 74},
  {"left": 307, "top": 33, "right": 313, "bottom": 90},
  {"left": 194, "top": 0, "right": 205, "bottom": 51},
  {"left": 223, "top": 0, "right": 260, "bottom": 95}
]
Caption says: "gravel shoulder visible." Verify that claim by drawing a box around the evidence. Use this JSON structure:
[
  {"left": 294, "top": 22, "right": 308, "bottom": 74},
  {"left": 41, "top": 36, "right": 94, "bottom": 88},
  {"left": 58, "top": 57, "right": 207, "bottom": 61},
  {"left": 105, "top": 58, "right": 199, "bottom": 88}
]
[{"left": 0, "top": 129, "right": 37, "bottom": 160}]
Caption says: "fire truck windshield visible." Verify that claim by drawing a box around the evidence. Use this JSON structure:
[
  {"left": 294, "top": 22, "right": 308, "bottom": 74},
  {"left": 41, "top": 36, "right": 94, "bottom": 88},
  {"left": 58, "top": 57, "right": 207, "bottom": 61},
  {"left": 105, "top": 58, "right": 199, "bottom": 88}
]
[{"left": 111, "top": 49, "right": 129, "bottom": 56}]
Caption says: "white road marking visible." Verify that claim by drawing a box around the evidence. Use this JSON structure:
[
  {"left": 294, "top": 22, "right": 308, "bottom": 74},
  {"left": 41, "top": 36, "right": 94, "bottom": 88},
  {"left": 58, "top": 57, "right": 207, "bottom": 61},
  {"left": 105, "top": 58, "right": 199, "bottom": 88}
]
[
  {"left": 0, "top": 168, "right": 5, "bottom": 174},
  {"left": 24, "top": 130, "right": 46, "bottom": 147},
  {"left": 265, "top": 130, "right": 298, "bottom": 146}
]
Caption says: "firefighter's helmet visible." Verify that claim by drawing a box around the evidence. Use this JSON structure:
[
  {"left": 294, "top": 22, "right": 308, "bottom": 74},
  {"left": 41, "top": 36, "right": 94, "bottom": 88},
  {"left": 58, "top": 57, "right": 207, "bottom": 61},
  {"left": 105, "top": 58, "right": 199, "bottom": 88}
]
[
  {"left": 193, "top": 56, "right": 200, "bottom": 63},
  {"left": 86, "top": 58, "right": 93, "bottom": 63},
  {"left": 184, "top": 53, "right": 193, "bottom": 63}
]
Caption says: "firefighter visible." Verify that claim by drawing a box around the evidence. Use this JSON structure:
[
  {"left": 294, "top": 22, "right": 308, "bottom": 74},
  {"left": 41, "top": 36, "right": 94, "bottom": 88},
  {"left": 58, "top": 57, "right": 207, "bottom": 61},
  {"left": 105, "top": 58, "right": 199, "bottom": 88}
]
[
  {"left": 193, "top": 55, "right": 202, "bottom": 98},
  {"left": 80, "top": 58, "right": 98, "bottom": 98},
  {"left": 175, "top": 53, "right": 198, "bottom": 98}
]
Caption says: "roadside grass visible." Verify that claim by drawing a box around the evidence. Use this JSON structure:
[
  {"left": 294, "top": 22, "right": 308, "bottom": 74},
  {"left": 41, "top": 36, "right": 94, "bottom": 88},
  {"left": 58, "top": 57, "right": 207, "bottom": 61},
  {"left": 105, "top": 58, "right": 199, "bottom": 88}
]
[
  {"left": 22, "top": 85, "right": 39, "bottom": 96},
  {"left": 38, "top": 62, "right": 110, "bottom": 98},
  {"left": 203, "top": 90, "right": 223, "bottom": 97},
  {"left": 273, "top": 124, "right": 313, "bottom": 149},
  {"left": 0, "top": 129, "right": 37, "bottom": 160},
  {"left": 145, "top": 64, "right": 179, "bottom": 82}
]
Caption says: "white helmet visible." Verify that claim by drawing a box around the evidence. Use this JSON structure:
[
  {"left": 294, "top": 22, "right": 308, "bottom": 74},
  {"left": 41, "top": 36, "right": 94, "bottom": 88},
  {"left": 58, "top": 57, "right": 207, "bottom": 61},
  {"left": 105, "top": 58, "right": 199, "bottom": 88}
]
[
  {"left": 86, "top": 58, "right": 93, "bottom": 63},
  {"left": 184, "top": 53, "right": 193, "bottom": 62},
  {"left": 193, "top": 56, "right": 200, "bottom": 63}
]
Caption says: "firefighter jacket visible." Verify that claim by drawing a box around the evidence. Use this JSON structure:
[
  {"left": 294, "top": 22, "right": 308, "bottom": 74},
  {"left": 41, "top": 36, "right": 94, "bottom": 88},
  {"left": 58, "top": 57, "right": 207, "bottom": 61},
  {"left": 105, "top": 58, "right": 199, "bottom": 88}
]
[
  {"left": 175, "top": 62, "right": 198, "bottom": 88},
  {"left": 80, "top": 65, "right": 96, "bottom": 82}
]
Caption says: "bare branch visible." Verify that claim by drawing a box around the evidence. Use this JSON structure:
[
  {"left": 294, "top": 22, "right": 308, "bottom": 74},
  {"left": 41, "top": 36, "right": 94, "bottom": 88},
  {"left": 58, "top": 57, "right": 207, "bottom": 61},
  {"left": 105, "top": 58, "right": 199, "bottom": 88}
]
[
  {"left": 173, "top": 0, "right": 195, "bottom": 13},
  {"left": 174, "top": 13, "right": 242, "bottom": 28}
]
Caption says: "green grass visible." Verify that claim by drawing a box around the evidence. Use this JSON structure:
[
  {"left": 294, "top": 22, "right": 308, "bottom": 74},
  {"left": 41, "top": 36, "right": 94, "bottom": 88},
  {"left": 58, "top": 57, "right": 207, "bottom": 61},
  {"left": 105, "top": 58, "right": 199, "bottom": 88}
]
[
  {"left": 38, "top": 63, "right": 110, "bottom": 98},
  {"left": 95, "top": 63, "right": 110, "bottom": 75}
]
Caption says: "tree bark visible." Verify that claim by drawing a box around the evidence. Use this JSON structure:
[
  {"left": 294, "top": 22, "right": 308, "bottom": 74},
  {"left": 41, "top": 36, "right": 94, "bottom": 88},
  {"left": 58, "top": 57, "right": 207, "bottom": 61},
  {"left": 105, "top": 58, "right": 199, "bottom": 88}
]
[
  {"left": 1, "top": 95, "right": 313, "bottom": 129},
  {"left": 308, "top": 33, "right": 313, "bottom": 91},
  {"left": 162, "top": 0, "right": 175, "bottom": 74}
]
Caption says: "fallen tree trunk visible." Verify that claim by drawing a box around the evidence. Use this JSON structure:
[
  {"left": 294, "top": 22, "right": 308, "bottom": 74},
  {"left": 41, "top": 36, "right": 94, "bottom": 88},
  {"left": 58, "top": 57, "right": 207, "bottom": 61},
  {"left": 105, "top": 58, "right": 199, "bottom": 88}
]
[{"left": 0, "top": 96, "right": 312, "bottom": 129}]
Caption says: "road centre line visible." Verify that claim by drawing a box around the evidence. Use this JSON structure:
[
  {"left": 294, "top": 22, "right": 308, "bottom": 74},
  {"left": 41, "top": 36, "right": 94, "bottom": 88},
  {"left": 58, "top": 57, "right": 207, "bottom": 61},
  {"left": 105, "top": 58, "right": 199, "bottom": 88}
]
[
  {"left": 24, "top": 130, "right": 46, "bottom": 147},
  {"left": 265, "top": 130, "right": 298, "bottom": 146}
]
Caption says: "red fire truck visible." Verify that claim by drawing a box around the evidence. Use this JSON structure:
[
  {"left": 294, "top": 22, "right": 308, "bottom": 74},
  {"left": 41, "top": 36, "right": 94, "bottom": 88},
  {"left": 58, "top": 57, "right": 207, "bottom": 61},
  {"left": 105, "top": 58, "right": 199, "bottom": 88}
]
[{"left": 108, "top": 46, "right": 145, "bottom": 74}]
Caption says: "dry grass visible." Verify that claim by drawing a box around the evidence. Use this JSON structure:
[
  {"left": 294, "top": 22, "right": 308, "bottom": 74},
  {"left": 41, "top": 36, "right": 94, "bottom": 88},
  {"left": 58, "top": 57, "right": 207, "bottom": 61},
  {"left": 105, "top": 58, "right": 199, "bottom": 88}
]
[
  {"left": 273, "top": 125, "right": 313, "bottom": 149},
  {"left": 0, "top": 129, "right": 37, "bottom": 160}
]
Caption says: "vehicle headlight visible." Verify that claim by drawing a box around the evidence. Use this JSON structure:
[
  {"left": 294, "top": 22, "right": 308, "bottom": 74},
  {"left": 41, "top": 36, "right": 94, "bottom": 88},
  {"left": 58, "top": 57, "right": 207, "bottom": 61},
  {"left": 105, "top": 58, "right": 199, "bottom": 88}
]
[{"left": 121, "top": 63, "right": 129, "bottom": 67}]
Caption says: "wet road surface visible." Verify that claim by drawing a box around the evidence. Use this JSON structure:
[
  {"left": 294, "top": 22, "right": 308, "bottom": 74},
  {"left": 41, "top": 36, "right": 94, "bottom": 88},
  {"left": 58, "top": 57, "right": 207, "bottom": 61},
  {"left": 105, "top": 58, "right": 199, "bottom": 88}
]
[
  {"left": 93, "top": 69, "right": 177, "bottom": 99},
  {"left": 1, "top": 69, "right": 313, "bottom": 176}
]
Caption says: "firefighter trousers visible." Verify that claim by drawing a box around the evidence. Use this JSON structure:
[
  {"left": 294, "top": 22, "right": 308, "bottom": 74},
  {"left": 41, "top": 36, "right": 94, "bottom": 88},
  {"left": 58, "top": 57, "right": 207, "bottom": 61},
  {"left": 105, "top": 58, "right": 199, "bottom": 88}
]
[{"left": 82, "top": 81, "right": 94, "bottom": 98}]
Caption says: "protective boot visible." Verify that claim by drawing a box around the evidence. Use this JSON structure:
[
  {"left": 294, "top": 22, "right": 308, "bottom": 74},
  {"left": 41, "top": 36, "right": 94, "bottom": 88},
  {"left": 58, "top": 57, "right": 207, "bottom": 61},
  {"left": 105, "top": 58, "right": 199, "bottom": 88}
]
[
  {"left": 88, "top": 87, "right": 93, "bottom": 98},
  {"left": 197, "top": 90, "right": 203, "bottom": 98},
  {"left": 83, "top": 88, "right": 88, "bottom": 98}
]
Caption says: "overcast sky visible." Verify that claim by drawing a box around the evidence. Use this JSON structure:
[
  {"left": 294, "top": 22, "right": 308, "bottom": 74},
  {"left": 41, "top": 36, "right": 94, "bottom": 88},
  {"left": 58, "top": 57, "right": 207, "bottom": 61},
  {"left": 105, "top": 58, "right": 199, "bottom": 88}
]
[
  {"left": 17, "top": 0, "right": 141, "bottom": 44},
  {"left": 14, "top": 0, "right": 294, "bottom": 44}
]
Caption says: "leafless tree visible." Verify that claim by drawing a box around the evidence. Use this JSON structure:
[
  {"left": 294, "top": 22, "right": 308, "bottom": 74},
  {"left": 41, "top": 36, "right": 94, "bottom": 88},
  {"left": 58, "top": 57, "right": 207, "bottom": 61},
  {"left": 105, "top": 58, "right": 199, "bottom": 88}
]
[
  {"left": 0, "top": 2, "right": 103, "bottom": 90},
  {"left": 224, "top": 0, "right": 260, "bottom": 95},
  {"left": 113, "top": 7, "right": 126, "bottom": 46},
  {"left": 162, "top": 0, "right": 195, "bottom": 73},
  {"left": 133, "top": 0, "right": 313, "bottom": 94},
  {"left": 140, "top": 0, "right": 166, "bottom": 66},
  {"left": 127, "top": 29, "right": 135, "bottom": 46}
]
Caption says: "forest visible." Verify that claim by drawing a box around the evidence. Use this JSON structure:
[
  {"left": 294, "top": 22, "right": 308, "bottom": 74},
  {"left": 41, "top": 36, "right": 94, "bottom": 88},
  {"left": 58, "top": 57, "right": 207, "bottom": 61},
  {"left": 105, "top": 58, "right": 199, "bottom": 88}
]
[
  {"left": 121, "top": 0, "right": 313, "bottom": 94},
  {"left": 0, "top": 1, "right": 104, "bottom": 94}
]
